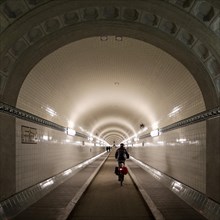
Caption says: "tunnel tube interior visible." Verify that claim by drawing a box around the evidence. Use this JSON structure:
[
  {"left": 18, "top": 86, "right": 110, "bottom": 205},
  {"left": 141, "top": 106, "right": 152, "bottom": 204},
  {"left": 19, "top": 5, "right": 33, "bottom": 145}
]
[{"left": 0, "top": 0, "right": 219, "bottom": 208}]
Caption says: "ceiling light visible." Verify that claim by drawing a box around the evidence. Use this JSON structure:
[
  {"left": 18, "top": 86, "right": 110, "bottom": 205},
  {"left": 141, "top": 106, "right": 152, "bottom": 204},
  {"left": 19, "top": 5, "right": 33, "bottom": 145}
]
[
  {"left": 168, "top": 106, "right": 181, "bottom": 117},
  {"left": 45, "top": 106, "right": 57, "bottom": 117}
]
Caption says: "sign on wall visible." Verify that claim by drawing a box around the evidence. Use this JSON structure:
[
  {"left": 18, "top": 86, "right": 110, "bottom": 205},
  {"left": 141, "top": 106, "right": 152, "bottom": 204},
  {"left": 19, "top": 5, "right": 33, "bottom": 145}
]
[{"left": 21, "top": 126, "right": 38, "bottom": 144}]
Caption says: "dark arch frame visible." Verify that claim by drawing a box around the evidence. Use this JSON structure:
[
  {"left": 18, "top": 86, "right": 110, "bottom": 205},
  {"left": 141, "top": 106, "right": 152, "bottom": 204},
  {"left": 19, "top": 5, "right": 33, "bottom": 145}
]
[{"left": 0, "top": 0, "right": 219, "bottom": 108}]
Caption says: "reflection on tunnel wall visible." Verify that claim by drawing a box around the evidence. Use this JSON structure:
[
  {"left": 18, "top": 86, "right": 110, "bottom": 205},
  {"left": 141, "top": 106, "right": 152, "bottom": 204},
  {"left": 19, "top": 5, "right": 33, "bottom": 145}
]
[
  {"left": 15, "top": 119, "right": 104, "bottom": 193},
  {"left": 129, "top": 121, "right": 206, "bottom": 193}
]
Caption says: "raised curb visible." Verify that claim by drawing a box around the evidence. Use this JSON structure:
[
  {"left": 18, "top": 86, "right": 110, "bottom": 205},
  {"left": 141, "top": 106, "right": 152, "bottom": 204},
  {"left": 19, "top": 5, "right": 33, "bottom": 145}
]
[{"left": 127, "top": 166, "right": 165, "bottom": 220}]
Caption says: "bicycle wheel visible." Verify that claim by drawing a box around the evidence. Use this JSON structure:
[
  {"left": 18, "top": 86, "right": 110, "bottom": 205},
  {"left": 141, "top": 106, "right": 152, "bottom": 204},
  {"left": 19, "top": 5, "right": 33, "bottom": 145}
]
[{"left": 120, "top": 174, "right": 124, "bottom": 186}]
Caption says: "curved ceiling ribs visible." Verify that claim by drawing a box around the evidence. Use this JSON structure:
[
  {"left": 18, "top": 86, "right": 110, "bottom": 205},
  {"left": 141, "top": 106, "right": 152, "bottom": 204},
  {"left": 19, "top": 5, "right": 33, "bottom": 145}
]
[
  {"left": 103, "top": 133, "right": 125, "bottom": 145},
  {"left": 0, "top": 0, "right": 219, "bottom": 145}
]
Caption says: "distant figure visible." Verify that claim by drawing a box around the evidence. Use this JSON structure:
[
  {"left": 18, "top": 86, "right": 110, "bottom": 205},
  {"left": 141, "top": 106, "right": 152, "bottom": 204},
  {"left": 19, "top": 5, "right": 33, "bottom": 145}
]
[
  {"left": 106, "top": 146, "right": 111, "bottom": 152},
  {"left": 115, "top": 143, "right": 129, "bottom": 166}
]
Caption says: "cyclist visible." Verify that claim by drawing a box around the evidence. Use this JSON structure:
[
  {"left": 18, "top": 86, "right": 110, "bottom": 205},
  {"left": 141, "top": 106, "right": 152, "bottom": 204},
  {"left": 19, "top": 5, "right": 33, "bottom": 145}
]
[
  {"left": 115, "top": 143, "right": 129, "bottom": 166},
  {"left": 115, "top": 143, "right": 129, "bottom": 184}
]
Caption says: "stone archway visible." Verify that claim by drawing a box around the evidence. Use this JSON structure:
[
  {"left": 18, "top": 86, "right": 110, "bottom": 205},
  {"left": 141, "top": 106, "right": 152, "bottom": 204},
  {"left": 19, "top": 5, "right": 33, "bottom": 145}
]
[{"left": 0, "top": 0, "right": 219, "bottom": 107}]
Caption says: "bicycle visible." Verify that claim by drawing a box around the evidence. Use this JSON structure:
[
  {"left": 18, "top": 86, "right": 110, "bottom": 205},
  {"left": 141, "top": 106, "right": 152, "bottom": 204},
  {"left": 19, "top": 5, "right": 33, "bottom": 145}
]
[
  {"left": 118, "top": 164, "right": 125, "bottom": 186},
  {"left": 116, "top": 162, "right": 128, "bottom": 186}
]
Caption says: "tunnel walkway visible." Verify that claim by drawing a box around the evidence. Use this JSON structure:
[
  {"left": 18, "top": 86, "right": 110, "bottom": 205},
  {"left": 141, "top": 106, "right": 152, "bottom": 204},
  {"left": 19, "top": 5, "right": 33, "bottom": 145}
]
[
  {"left": 13, "top": 150, "right": 207, "bottom": 220},
  {"left": 67, "top": 152, "right": 154, "bottom": 220},
  {"left": 126, "top": 160, "right": 207, "bottom": 220}
]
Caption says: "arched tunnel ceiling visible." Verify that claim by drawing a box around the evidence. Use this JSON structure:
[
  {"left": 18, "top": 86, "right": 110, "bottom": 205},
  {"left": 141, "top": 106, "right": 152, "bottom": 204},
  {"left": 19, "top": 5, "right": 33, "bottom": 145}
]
[
  {"left": 17, "top": 36, "right": 205, "bottom": 145},
  {"left": 0, "top": 0, "right": 219, "bottom": 145}
]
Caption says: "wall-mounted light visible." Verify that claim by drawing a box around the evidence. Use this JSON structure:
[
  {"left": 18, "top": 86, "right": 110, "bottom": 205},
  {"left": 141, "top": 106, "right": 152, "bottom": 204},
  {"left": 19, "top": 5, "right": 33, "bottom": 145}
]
[
  {"left": 67, "top": 128, "right": 76, "bottom": 136},
  {"left": 134, "top": 137, "right": 139, "bottom": 142},
  {"left": 150, "top": 129, "right": 159, "bottom": 137},
  {"left": 43, "top": 135, "right": 48, "bottom": 141}
]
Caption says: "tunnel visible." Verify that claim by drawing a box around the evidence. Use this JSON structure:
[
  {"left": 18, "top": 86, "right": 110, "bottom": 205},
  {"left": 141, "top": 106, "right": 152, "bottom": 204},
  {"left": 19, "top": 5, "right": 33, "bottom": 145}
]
[{"left": 0, "top": 0, "right": 220, "bottom": 219}]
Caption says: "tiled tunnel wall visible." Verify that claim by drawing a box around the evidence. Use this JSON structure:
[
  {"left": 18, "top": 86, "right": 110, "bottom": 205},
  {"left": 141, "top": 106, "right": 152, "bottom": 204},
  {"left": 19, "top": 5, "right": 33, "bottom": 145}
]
[
  {"left": 129, "top": 121, "right": 206, "bottom": 193},
  {"left": 16, "top": 117, "right": 206, "bottom": 195},
  {"left": 16, "top": 118, "right": 104, "bottom": 193}
]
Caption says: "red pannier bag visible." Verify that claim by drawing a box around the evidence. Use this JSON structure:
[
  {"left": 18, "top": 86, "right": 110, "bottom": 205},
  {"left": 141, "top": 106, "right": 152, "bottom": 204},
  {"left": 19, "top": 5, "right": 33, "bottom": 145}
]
[{"left": 121, "top": 166, "right": 128, "bottom": 175}]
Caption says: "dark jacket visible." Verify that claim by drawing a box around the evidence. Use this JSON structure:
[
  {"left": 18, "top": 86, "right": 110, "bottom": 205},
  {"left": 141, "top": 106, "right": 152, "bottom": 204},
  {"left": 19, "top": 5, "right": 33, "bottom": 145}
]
[{"left": 115, "top": 147, "right": 129, "bottom": 161}]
